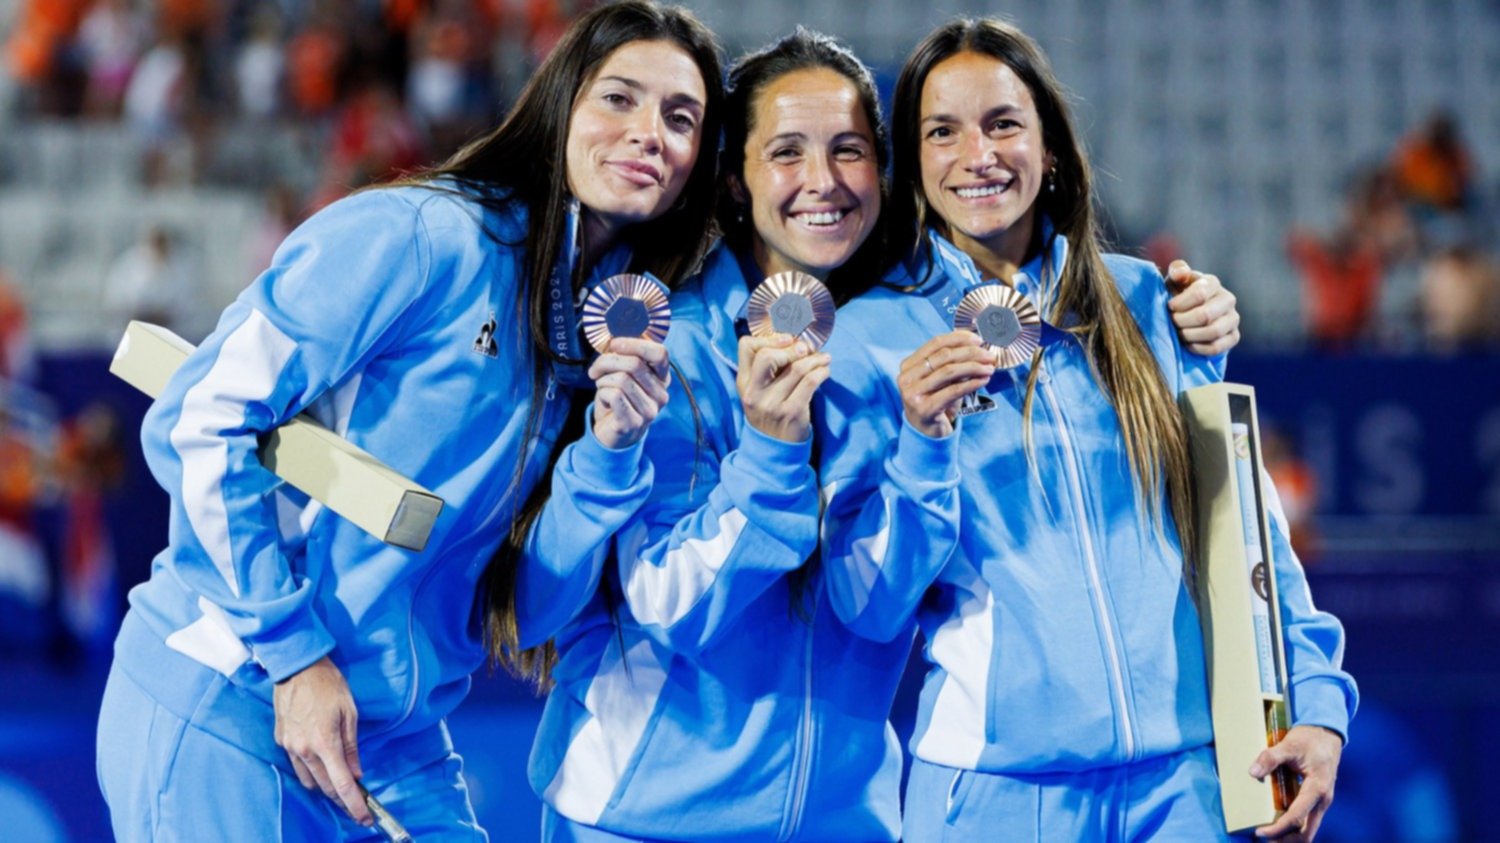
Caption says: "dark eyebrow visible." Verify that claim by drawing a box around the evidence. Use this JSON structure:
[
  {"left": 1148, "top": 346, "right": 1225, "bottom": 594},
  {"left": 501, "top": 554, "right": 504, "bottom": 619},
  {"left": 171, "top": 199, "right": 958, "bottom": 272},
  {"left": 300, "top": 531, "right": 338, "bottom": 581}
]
[
  {"left": 764, "top": 132, "right": 807, "bottom": 146},
  {"left": 598, "top": 75, "right": 704, "bottom": 112},
  {"left": 921, "top": 104, "right": 1022, "bottom": 125}
]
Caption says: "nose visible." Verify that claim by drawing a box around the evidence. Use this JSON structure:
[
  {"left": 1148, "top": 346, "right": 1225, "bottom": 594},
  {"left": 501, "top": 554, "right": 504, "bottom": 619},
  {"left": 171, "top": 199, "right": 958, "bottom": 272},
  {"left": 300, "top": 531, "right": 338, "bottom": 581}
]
[
  {"left": 630, "top": 109, "right": 663, "bottom": 156},
  {"left": 961, "top": 129, "right": 998, "bottom": 174},
  {"left": 803, "top": 150, "right": 838, "bottom": 195}
]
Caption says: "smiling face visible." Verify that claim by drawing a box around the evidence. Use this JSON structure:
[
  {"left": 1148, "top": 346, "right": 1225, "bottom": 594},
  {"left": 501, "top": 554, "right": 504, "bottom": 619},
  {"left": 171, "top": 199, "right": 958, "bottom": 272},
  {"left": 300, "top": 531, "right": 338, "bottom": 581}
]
[
  {"left": 918, "top": 50, "right": 1050, "bottom": 269},
  {"left": 565, "top": 39, "right": 708, "bottom": 245},
  {"left": 737, "top": 67, "right": 881, "bottom": 281}
]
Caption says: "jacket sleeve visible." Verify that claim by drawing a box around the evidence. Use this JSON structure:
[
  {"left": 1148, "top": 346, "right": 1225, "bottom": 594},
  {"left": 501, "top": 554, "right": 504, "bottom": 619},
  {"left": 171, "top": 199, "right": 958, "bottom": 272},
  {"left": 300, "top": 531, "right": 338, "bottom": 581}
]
[
  {"left": 139, "top": 189, "right": 433, "bottom": 682},
  {"left": 514, "top": 412, "right": 652, "bottom": 649},
  {"left": 1116, "top": 257, "right": 1227, "bottom": 394},
  {"left": 613, "top": 351, "right": 819, "bottom": 657},
  {"left": 815, "top": 336, "right": 963, "bottom": 643},
  {"left": 1263, "top": 474, "right": 1360, "bottom": 742}
]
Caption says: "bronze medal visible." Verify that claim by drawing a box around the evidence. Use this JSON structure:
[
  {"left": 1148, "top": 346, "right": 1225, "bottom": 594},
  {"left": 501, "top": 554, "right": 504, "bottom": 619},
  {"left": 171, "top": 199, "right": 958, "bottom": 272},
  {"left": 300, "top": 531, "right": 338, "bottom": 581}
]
[
  {"left": 580, "top": 273, "right": 672, "bottom": 353},
  {"left": 953, "top": 283, "right": 1042, "bottom": 369},
  {"left": 745, "top": 271, "right": 836, "bottom": 351}
]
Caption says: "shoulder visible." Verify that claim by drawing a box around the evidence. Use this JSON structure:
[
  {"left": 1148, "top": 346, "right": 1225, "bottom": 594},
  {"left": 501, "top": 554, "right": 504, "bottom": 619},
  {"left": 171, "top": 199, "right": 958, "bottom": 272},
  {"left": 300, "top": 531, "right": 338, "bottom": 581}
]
[{"left": 1102, "top": 252, "right": 1166, "bottom": 306}]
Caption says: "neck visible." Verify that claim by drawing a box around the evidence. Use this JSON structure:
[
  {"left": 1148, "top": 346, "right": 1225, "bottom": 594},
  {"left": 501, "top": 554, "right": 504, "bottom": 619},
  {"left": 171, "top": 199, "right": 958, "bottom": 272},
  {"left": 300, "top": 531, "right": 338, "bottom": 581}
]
[
  {"left": 751, "top": 237, "right": 830, "bottom": 285},
  {"left": 578, "top": 207, "right": 618, "bottom": 274},
  {"left": 945, "top": 211, "right": 1036, "bottom": 283}
]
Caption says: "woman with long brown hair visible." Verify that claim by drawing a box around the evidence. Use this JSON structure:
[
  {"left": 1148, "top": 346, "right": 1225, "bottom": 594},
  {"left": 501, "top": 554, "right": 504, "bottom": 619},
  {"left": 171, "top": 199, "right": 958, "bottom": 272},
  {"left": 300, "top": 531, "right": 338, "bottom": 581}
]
[
  {"left": 816, "top": 17, "right": 1354, "bottom": 842},
  {"left": 95, "top": 3, "right": 721, "bottom": 840}
]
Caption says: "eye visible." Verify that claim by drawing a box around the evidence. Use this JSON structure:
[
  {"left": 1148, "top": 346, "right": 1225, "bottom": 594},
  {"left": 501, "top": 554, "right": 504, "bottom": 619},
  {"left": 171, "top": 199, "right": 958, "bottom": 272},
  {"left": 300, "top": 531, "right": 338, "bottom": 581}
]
[
  {"left": 925, "top": 125, "right": 955, "bottom": 142},
  {"left": 771, "top": 146, "right": 802, "bottom": 161},
  {"left": 990, "top": 118, "right": 1020, "bottom": 133},
  {"left": 834, "top": 144, "right": 868, "bottom": 162},
  {"left": 603, "top": 91, "right": 632, "bottom": 108},
  {"left": 666, "top": 111, "right": 697, "bottom": 133}
]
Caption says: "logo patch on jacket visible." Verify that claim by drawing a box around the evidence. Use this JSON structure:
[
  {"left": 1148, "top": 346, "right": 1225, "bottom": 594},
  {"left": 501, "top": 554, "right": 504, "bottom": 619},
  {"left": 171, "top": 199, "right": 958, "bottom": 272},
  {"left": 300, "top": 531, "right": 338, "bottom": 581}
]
[
  {"left": 473, "top": 311, "right": 498, "bottom": 358},
  {"left": 955, "top": 390, "right": 998, "bottom": 418}
]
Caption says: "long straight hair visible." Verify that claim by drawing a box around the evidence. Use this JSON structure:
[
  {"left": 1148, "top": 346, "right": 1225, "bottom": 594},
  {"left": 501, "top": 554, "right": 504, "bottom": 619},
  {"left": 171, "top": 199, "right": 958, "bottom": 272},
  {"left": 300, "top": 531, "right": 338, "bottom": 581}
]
[
  {"left": 888, "top": 18, "right": 1197, "bottom": 567},
  {"left": 396, "top": 1, "right": 723, "bottom": 689}
]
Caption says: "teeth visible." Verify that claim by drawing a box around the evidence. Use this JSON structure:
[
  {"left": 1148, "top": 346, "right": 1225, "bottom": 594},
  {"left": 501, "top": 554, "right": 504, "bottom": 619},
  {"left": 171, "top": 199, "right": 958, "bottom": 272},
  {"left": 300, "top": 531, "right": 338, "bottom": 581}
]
[
  {"left": 956, "top": 183, "right": 1008, "bottom": 199},
  {"left": 797, "top": 210, "right": 845, "bottom": 226}
]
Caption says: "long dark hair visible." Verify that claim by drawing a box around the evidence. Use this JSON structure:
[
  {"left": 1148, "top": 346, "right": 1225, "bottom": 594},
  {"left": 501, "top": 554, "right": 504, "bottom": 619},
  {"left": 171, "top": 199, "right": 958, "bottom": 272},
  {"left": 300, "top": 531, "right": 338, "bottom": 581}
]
[
  {"left": 889, "top": 18, "right": 1197, "bottom": 567},
  {"left": 416, "top": 1, "right": 723, "bottom": 689},
  {"left": 717, "top": 28, "right": 889, "bottom": 305}
]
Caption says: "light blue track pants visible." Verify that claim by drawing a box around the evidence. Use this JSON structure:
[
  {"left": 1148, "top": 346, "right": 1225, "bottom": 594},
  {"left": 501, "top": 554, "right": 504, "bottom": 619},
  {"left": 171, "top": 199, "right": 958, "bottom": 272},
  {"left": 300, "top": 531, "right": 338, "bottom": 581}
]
[
  {"left": 904, "top": 747, "right": 1242, "bottom": 843},
  {"left": 97, "top": 663, "right": 487, "bottom": 842}
]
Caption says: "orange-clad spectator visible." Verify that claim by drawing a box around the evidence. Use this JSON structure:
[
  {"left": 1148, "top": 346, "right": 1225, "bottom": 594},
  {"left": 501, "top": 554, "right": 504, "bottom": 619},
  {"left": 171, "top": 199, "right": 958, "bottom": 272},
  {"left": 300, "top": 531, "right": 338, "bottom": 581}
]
[
  {"left": 286, "top": 22, "right": 346, "bottom": 116},
  {"left": 525, "top": 0, "right": 599, "bottom": 62},
  {"left": 0, "top": 274, "right": 37, "bottom": 384},
  {"left": 4, "top": 0, "right": 87, "bottom": 82},
  {"left": 1392, "top": 111, "right": 1473, "bottom": 212},
  {"left": 1288, "top": 227, "right": 1382, "bottom": 350}
]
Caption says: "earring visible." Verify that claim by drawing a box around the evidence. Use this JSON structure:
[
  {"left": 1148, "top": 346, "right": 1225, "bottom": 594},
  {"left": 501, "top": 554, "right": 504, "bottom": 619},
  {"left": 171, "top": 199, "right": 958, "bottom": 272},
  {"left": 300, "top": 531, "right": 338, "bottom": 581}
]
[{"left": 1047, "top": 166, "right": 1057, "bottom": 193}]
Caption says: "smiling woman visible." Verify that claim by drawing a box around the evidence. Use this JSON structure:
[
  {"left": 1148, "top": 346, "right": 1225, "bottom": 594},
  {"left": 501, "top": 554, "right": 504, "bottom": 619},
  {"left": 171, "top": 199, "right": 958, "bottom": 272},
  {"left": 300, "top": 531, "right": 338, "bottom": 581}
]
[
  {"left": 514, "top": 29, "right": 932, "bottom": 843},
  {"left": 816, "top": 16, "right": 1355, "bottom": 843},
  {"left": 93, "top": 3, "right": 723, "bottom": 842}
]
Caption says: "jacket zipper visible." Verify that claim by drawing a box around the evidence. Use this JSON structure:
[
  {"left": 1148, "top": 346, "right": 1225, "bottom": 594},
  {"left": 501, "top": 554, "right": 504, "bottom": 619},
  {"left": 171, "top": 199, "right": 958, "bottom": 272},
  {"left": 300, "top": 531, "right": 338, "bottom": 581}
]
[
  {"left": 779, "top": 600, "right": 818, "bottom": 841},
  {"left": 1041, "top": 379, "right": 1136, "bottom": 760}
]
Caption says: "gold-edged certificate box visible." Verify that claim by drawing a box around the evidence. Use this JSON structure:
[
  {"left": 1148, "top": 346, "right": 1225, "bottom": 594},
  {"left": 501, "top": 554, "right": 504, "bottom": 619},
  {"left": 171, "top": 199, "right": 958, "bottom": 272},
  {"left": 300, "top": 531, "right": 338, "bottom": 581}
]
[
  {"left": 1181, "top": 382, "right": 1297, "bottom": 835},
  {"left": 110, "top": 321, "right": 443, "bottom": 552}
]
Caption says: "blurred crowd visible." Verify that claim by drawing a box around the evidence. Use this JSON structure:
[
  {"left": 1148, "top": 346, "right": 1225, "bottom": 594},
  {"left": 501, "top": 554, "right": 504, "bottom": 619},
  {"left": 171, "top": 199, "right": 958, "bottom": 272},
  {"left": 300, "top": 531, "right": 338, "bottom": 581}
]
[
  {"left": 5, "top": 0, "right": 599, "bottom": 202},
  {"left": 1285, "top": 110, "right": 1499, "bottom": 354}
]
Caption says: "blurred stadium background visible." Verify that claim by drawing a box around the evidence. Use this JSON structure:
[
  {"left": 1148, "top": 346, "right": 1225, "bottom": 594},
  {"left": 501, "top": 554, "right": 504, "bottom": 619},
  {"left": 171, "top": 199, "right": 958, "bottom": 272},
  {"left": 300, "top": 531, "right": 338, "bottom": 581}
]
[{"left": 0, "top": 0, "right": 1496, "bottom": 840}]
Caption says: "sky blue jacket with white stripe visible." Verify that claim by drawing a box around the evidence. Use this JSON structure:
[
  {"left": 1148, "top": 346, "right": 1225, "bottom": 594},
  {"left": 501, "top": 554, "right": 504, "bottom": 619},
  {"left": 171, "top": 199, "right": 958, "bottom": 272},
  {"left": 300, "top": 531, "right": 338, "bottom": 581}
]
[
  {"left": 525, "top": 243, "right": 919, "bottom": 842},
  {"left": 116, "top": 185, "right": 632, "bottom": 772},
  {"left": 816, "top": 228, "right": 1358, "bottom": 777}
]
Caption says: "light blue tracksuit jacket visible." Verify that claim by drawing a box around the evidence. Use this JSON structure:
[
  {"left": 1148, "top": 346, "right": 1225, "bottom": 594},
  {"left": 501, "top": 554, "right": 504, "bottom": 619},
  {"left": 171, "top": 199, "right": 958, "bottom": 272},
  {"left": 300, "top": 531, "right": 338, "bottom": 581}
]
[
  {"left": 523, "top": 243, "right": 946, "bottom": 842},
  {"left": 817, "top": 228, "right": 1357, "bottom": 793},
  {"left": 110, "top": 185, "right": 631, "bottom": 777}
]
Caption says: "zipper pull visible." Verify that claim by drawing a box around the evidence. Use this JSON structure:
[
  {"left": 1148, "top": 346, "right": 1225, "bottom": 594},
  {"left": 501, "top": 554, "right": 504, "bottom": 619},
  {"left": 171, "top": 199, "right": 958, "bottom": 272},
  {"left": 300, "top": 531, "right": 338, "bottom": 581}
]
[{"left": 545, "top": 371, "right": 557, "bottom": 402}]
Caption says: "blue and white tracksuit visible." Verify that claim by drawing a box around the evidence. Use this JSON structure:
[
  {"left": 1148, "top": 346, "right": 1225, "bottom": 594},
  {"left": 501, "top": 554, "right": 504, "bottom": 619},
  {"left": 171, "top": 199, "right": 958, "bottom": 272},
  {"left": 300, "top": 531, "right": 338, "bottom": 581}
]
[
  {"left": 526, "top": 243, "right": 931, "bottom": 842},
  {"left": 96, "top": 185, "right": 631, "bottom": 841},
  {"left": 817, "top": 229, "right": 1358, "bottom": 841}
]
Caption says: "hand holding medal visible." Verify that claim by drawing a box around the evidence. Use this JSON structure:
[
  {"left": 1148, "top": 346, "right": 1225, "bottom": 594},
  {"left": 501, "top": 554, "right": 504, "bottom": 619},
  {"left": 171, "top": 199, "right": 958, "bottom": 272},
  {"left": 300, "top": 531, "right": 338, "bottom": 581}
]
[
  {"left": 738, "top": 271, "right": 836, "bottom": 443},
  {"left": 579, "top": 273, "right": 674, "bottom": 450}
]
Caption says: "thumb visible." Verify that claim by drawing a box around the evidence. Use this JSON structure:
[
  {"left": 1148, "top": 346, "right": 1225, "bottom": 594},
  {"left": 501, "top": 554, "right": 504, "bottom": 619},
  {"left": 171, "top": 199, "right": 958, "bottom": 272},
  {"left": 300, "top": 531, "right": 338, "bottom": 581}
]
[
  {"left": 1165, "top": 259, "right": 1197, "bottom": 291},
  {"left": 1249, "top": 740, "right": 1293, "bottom": 780}
]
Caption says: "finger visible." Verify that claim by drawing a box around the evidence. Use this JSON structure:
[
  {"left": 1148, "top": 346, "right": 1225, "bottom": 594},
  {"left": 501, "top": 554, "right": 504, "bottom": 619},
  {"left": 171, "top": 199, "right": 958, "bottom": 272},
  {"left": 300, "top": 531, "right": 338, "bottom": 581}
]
[
  {"left": 753, "top": 344, "right": 802, "bottom": 386},
  {"left": 300, "top": 751, "right": 336, "bottom": 801},
  {"left": 913, "top": 359, "right": 997, "bottom": 398},
  {"left": 341, "top": 709, "right": 362, "bottom": 782},
  {"left": 774, "top": 353, "right": 831, "bottom": 398},
  {"left": 600, "top": 388, "right": 645, "bottom": 434},
  {"left": 899, "top": 347, "right": 996, "bottom": 396},
  {"left": 595, "top": 372, "right": 661, "bottom": 425},
  {"left": 900, "top": 332, "right": 984, "bottom": 377},
  {"left": 1255, "top": 784, "right": 1324, "bottom": 840},
  {"left": 317, "top": 734, "right": 372, "bottom": 825},
  {"left": 1165, "top": 259, "right": 1201, "bottom": 294},
  {"left": 1177, "top": 309, "right": 1241, "bottom": 346},
  {"left": 605, "top": 337, "right": 670, "bottom": 375},
  {"left": 597, "top": 365, "right": 670, "bottom": 412},
  {"left": 786, "top": 360, "right": 832, "bottom": 407},
  {"left": 588, "top": 350, "right": 654, "bottom": 383},
  {"left": 1172, "top": 286, "right": 1233, "bottom": 330},
  {"left": 926, "top": 375, "right": 993, "bottom": 416},
  {"left": 289, "top": 754, "right": 317, "bottom": 790}
]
